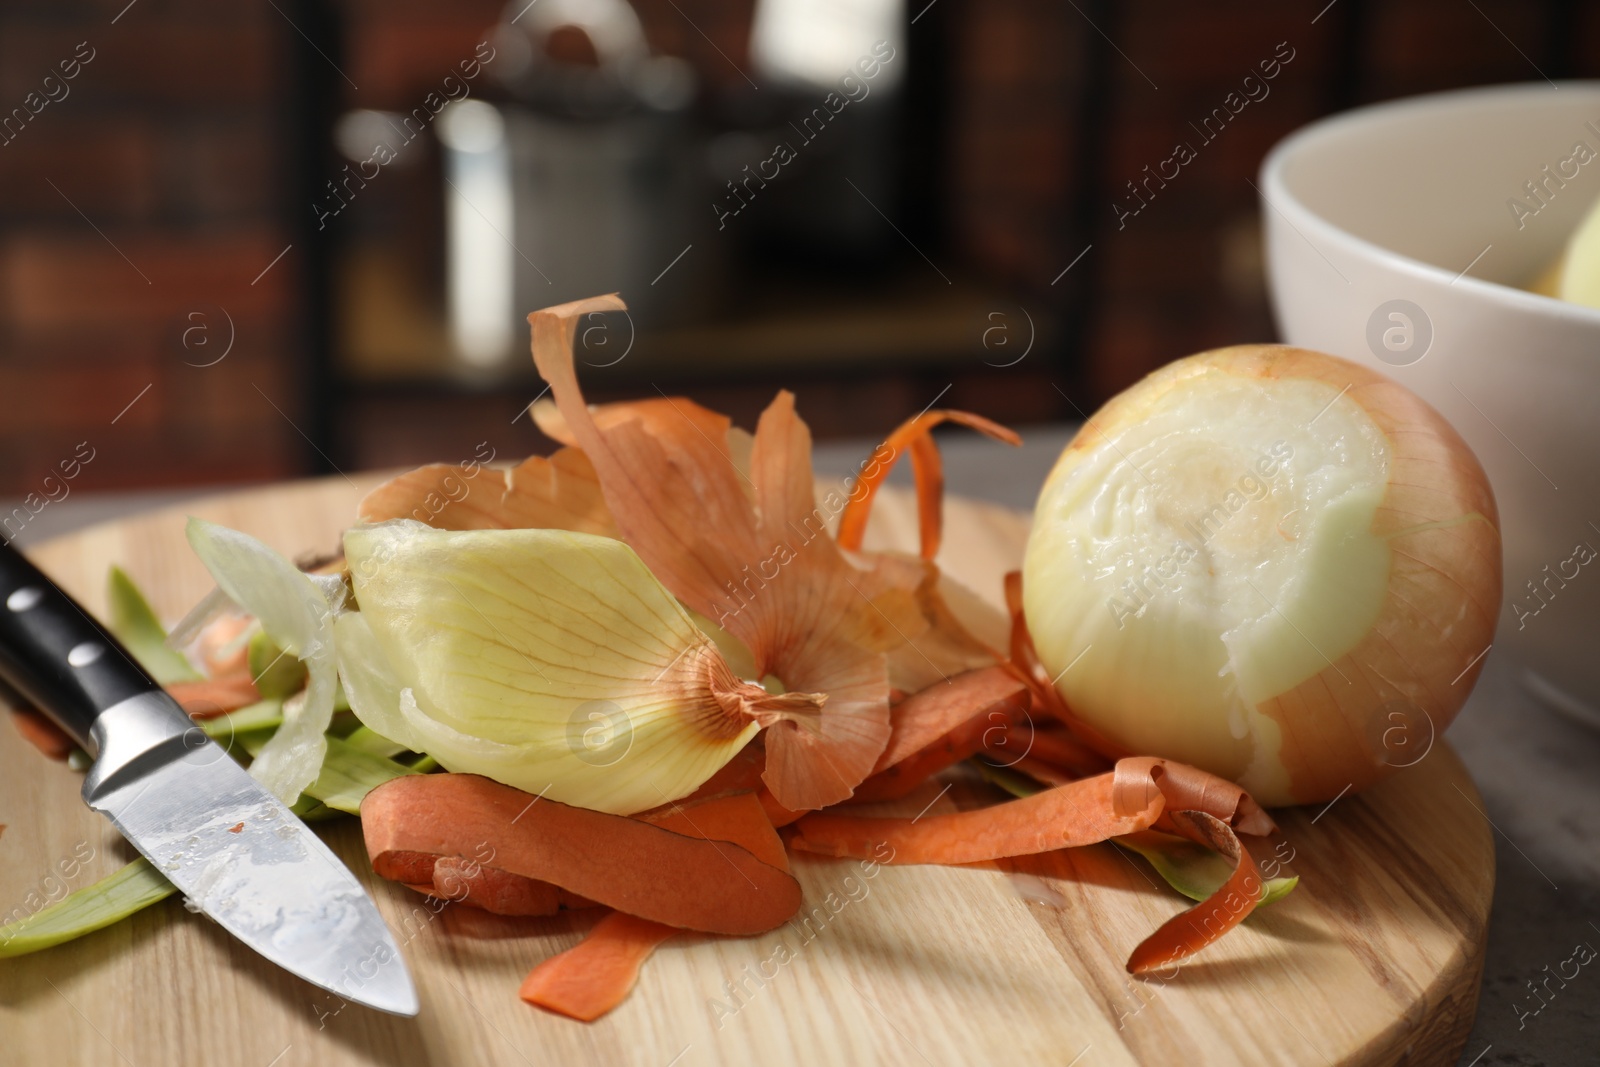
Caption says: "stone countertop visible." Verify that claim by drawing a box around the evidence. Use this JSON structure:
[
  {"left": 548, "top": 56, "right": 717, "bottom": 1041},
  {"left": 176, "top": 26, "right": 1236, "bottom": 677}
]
[{"left": 6, "top": 424, "right": 1595, "bottom": 1066}]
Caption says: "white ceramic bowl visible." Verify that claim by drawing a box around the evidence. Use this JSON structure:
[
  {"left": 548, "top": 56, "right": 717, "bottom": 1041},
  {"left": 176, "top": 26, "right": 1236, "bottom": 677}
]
[{"left": 1262, "top": 82, "right": 1600, "bottom": 722}]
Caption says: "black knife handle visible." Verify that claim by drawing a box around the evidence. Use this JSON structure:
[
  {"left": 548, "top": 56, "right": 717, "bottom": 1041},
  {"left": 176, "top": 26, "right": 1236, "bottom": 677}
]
[{"left": 0, "top": 540, "right": 161, "bottom": 752}]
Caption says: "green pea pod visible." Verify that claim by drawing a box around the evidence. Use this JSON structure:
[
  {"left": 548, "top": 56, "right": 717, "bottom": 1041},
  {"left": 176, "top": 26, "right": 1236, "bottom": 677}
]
[
  {"left": 106, "top": 566, "right": 201, "bottom": 684},
  {"left": 1115, "top": 830, "right": 1298, "bottom": 906},
  {"left": 242, "top": 733, "right": 417, "bottom": 815},
  {"left": 247, "top": 630, "right": 309, "bottom": 701},
  {"left": 307, "top": 737, "right": 418, "bottom": 814},
  {"left": 341, "top": 724, "right": 409, "bottom": 759},
  {"left": 0, "top": 859, "right": 176, "bottom": 958},
  {"left": 198, "top": 698, "right": 285, "bottom": 744}
]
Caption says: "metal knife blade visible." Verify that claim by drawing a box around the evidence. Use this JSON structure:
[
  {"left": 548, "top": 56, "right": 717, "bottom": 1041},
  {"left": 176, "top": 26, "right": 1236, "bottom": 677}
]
[
  {"left": 0, "top": 540, "right": 417, "bottom": 1016},
  {"left": 84, "top": 694, "right": 417, "bottom": 1016}
]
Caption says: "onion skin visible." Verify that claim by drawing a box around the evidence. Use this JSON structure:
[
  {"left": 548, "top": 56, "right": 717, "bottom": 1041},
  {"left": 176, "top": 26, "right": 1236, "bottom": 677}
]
[{"left": 1028, "top": 345, "right": 1501, "bottom": 806}]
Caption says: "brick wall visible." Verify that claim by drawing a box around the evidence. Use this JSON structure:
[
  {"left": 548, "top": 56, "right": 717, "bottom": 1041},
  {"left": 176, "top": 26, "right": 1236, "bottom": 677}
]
[
  {"left": 945, "top": 0, "right": 1594, "bottom": 401},
  {"left": 2, "top": 0, "right": 1591, "bottom": 494},
  {"left": 0, "top": 1, "right": 303, "bottom": 494}
]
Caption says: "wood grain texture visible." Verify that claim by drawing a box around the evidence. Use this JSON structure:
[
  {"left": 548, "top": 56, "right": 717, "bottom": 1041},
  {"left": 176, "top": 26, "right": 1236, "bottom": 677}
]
[{"left": 0, "top": 475, "right": 1493, "bottom": 1067}]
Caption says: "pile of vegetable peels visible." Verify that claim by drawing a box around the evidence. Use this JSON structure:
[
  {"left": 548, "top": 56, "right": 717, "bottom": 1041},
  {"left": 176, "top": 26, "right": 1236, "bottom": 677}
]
[{"left": 2, "top": 294, "right": 1296, "bottom": 1020}]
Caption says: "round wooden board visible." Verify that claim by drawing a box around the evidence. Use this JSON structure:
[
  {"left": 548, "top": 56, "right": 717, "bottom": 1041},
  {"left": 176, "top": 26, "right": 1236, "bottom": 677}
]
[{"left": 0, "top": 475, "right": 1491, "bottom": 1067}]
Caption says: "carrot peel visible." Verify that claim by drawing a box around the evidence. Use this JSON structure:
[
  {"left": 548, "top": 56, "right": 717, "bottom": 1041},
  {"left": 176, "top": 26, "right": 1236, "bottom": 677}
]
[
  {"left": 788, "top": 755, "right": 1277, "bottom": 973},
  {"left": 1112, "top": 756, "right": 1277, "bottom": 837},
  {"left": 520, "top": 911, "right": 679, "bottom": 1020},
  {"left": 166, "top": 674, "right": 263, "bottom": 719},
  {"left": 519, "top": 790, "right": 788, "bottom": 1020},
  {"left": 362, "top": 774, "right": 800, "bottom": 935},
  {"left": 851, "top": 666, "right": 1030, "bottom": 802},
  {"left": 836, "top": 410, "right": 1021, "bottom": 560},
  {"left": 873, "top": 666, "right": 1029, "bottom": 773},
  {"left": 995, "top": 725, "right": 1112, "bottom": 779},
  {"left": 789, "top": 770, "right": 1162, "bottom": 864},
  {"left": 432, "top": 857, "right": 562, "bottom": 916},
  {"left": 637, "top": 791, "right": 791, "bottom": 873},
  {"left": 10, "top": 709, "right": 74, "bottom": 761},
  {"left": 1125, "top": 810, "right": 1266, "bottom": 974}
]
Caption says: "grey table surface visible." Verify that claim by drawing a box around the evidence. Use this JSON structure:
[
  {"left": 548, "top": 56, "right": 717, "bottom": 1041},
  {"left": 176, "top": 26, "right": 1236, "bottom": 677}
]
[{"left": 5, "top": 425, "right": 1594, "bottom": 1066}]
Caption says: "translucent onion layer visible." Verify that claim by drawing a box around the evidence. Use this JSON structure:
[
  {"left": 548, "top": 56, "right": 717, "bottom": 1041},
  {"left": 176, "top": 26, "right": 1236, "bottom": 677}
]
[
  {"left": 185, "top": 518, "right": 337, "bottom": 805},
  {"left": 339, "top": 521, "right": 817, "bottom": 815}
]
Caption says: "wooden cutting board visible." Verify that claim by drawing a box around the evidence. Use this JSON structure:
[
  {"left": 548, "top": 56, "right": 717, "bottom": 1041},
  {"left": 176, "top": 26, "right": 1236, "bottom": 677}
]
[{"left": 0, "top": 475, "right": 1492, "bottom": 1067}]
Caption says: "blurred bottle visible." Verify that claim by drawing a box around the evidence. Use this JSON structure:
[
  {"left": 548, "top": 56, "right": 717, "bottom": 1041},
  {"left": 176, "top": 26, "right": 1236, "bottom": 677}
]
[
  {"left": 438, "top": 0, "right": 713, "bottom": 370},
  {"left": 725, "top": 0, "right": 905, "bottom": 261}
]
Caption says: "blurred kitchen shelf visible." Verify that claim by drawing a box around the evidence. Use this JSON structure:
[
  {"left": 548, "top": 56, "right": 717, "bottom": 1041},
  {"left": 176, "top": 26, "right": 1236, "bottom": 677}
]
[
  {"left": 335, "top": 271, "right": 1053, "bottom": 386},
  {"left": 625, "top": 282, "right": 1037, "bottom": 378},
  {"left": 331, "top": 267, "right": 1064, "bottom": 471},
  {"left": 338, "top": 363, "right": 1068, "bottom": 473}
]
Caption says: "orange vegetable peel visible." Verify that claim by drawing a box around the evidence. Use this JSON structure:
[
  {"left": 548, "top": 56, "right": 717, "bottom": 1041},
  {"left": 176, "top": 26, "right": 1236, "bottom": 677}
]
[
  {"left": 836, "top": 409, "right": 1020, "bottom": 559},
  {"left": 362, "top": 775, "right": 799, "bottom": 936}
]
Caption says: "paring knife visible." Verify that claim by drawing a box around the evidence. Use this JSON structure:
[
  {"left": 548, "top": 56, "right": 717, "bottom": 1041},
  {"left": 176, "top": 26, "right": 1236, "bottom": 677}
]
[{"left": 0, "top": 540, "right": 417, "bottom": 1016}]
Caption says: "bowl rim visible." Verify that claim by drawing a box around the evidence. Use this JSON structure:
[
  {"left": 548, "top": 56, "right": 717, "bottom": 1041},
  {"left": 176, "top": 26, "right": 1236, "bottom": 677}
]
[{"left": 1259, "top": 80, "right": 1600, "bottom": 329}]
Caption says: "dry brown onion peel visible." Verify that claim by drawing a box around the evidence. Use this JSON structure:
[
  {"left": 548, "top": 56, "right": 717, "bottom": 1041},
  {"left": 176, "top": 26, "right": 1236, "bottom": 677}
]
[{"left": 529, "top": 295, "right": 914, "bottom": 811}]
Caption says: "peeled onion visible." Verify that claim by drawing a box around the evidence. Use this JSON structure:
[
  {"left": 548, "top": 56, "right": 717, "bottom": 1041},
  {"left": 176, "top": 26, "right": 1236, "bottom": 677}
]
[{"left": 1023, "top": 345, "right": 1501, "bottom": 806}]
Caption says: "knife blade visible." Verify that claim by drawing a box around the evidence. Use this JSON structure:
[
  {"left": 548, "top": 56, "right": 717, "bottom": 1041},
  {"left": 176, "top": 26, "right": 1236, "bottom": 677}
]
[{"left": 0, "top": 540, "right": 417, "bottom": 1016}]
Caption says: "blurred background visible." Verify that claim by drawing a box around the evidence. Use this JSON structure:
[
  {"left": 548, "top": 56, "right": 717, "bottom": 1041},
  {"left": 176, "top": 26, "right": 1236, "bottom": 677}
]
[{"left": 2, "top": 0, "right": 1598, "bottom": 493}]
